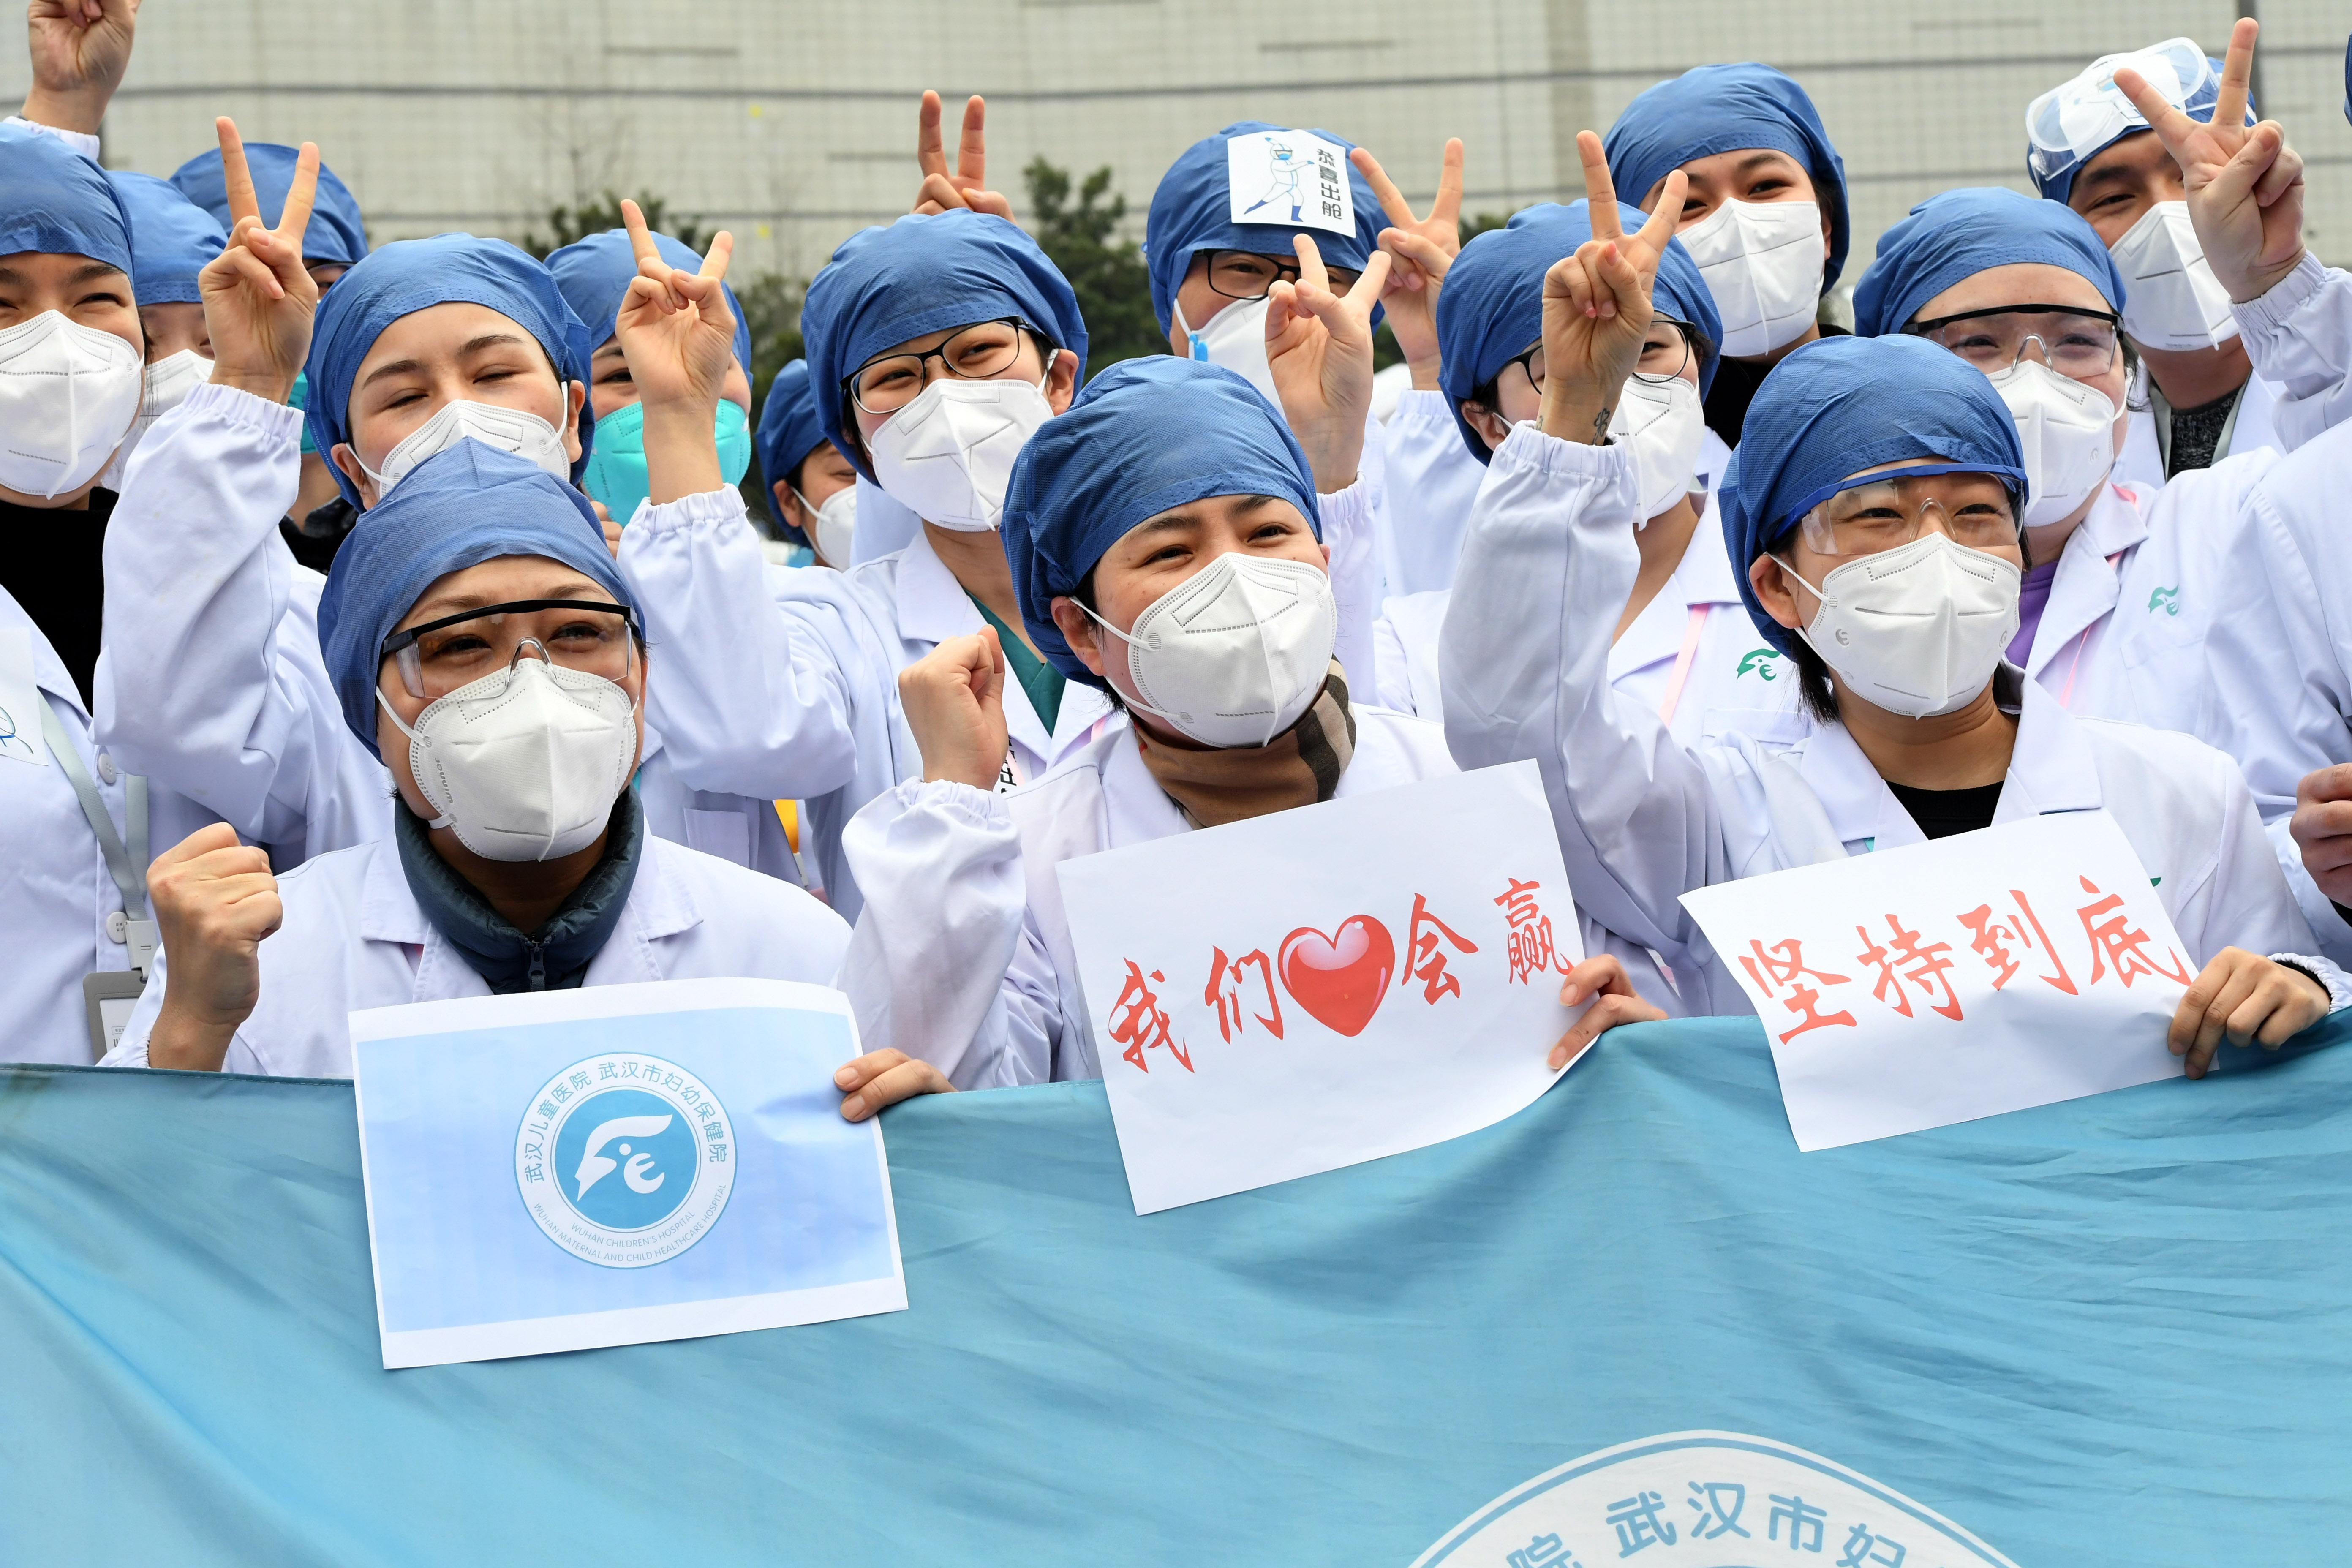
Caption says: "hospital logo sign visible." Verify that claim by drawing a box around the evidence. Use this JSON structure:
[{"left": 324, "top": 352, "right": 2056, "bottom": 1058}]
[{"left": 514, "top": 1053, "right": 734, "bottom": 1268}]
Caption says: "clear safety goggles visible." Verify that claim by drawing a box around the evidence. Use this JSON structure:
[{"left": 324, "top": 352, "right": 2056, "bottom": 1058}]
[
  {"left": 1491, "top": 317, "right": 1698, "bottom": 398},
  {"left": 1907, "top": 304, "right": 2121, "bottom": 379},
  {"left": 2025, "top": 38, "right": 2242, "bottom": 190},
  {"left": 1785, "top": 465, "right": 2022, "bottom": 559},
  {"left": 379, "top": 598, "right": 638, "bottom": 702}
]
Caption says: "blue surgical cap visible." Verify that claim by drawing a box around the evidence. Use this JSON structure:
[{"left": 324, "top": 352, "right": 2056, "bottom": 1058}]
[
  {"left": 2027, "top": 52, "right": 2251, "bottom": 205},
  {"left": 106, "top": 172, "right": 226, "bottom": 308},
  {"left": 1142, "top": 121, "right": 1386, "bottom": 334},
  {"left": 801, "top": 210, "right": 1086, "bottom": 485},
  {"left": 1003, "top": 357, "right": 1320, "bottom": 687},
  {"left": 1603, "top": 64, "right": 1851, "bottom": 291},
  {"left": 1435, "top": 200, "right": 1722, "bottom": 464},
  {"left": 1853, "top": 188, "right": 2124, "bottom": 337},
  {"left": 170, "top": 143, "right": 368, "bottom": 268},
  {"left": 545, "top": 228, "right": 751, "bottom": 373},
  {"left": 753, "top": 359, "right": 830, "bottom": 536},
  {"left": 0, "top": 123, "right": 132, "bottom": 279},
  {"left": 1720, "top": 335, "right": 2028, "bottom": 654},
  {"left": 317, "top": 441, "right": 633, "bottom": 759},
  {"left": 305, "top": 234, "right": 598, "bottom": 506}
]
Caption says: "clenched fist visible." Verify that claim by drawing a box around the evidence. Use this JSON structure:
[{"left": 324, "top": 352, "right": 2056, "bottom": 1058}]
[{"left": 144, "top": 822, "right": 280, "bottom": 1071}]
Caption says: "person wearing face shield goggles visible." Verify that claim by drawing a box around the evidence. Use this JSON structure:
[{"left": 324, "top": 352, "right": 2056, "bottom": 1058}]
[
  {"left": 103, "top": 440, "right": 851, "bottom": 1081},
  {"left": 1439, "top": 136, "right": 2345, "bottom": 1073},
  {"left": 1602, "top": 63, "right": 1850, "bottom": 449},
  {"left": 2026, "top": 22, "right": 2352, "bottom": 485},
  {"left": 1370, "top": 199, "right": 1797, "bottom": 794},
  {"left": 821, "top": 357, "right": 1661, "bottom": 1119},
  {"left": 752, "top": 359, "right": 853, "bottom": 569}
]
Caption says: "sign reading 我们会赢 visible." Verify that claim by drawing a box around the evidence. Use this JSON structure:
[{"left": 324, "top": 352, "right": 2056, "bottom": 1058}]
[
  {"left": 1057, "top": 760, "right": 1585, "bottom": 1213},
  {"left": 1681, "top": 810, "right": 2198, "bottom": 1151},
  {"left": 350, "top": 977, "right": 904, "bottom": 1368}
]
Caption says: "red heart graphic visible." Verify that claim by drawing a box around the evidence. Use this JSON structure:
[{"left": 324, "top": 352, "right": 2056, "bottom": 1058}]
[{"left": 1277, "top": 916, "right": 1396, "bottom": 1038}]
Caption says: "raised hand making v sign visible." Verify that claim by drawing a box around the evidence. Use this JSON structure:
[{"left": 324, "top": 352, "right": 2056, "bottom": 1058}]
[
  {"left": 197, "top": 117, "right": 321, "bottom": 407},
  {"left": 1349, "top": 139, "right": 1464, "bottom": 391},
  {"left": 913, "top": 90, "right": 1014, "bottom": 221},
  {"left": 612, "top": 198, "right": 738, "bottom": 508},
  {"left": 2111, "top": 16, "right": 2304, "bottom": 304},
  {"left": 1537, "top": 133, "right": 1688, "bottom": 448},
  {"left": 1264, "top": 234, "right": 1392, "bottom": 491}
]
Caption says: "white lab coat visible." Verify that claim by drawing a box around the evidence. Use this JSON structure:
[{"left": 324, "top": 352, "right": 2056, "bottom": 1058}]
[
  {"left": 616, "top": 479, "right": 1384, "bottom": 921},
  {"left": 95, "top": 387, "right": 802, "bottom": 885},
  {"left": 102, "top": 832, "right": 849, "bottom": 1078},
  {"left": 0, "top": 590, "right": 231, "bottom": 1064},
  {"left": 836, "top": 706, "right": 1474, "bottom": 1089},
  {"left": 1438, "top": 424, "right": 2342, "bottom": 1015},
  {"left": 1374, "top": 389, "right": 1489, "bottom": 596},
  {"left": 2200, "top": 416, "right": 2352, "bottom": 964}
]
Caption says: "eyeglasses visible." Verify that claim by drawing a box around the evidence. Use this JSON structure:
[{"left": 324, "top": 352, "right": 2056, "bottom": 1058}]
[
  {"left": 1793, "top": 471, "right": 2021, "bottom": 558},
  {"left": 849, "top": 318, "right": 1042, "bottom": 416},
  {"left": 1908, "top": 305, "right": 2121, "bottom": 379},
  {"left": 380, "top": 598, "right": 637, "bottom": 702},
  {"left": 1202, "top": 248, "right": 1363, "bottom": 303},
  {"left": 1494, "top": 318, "right": 1699, "bottom": 398}
]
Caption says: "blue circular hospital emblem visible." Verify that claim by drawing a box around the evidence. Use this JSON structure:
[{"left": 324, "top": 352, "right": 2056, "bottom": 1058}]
[{"left": 513, "top": 1053, "right": 735, "bottom": 1269}]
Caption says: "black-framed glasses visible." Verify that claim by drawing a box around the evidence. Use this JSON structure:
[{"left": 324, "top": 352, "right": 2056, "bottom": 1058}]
[
  {"left": 1201, "top": 248, "right": 1364, "bottom": 303},
  {"left": 1492, "top": 317, "right": 1699, "bottom": 399},
  {"left": 848, "top": 318, "right": 1041, "bottom": 416},
  {"left": 380, "top": 598, "right": 637, "bottom": 702},
  {"left": 1906, "top": 303, "right": 2121, "bottom": 378}
]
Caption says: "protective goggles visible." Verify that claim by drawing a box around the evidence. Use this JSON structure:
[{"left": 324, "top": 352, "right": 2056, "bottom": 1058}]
[
  {"left": 2026, "top": 38, "right": 2247, "bottom": 193},
  {"left": 379, "top": 598, "right": 639, "bottom": 702},
  {"left": 1907, "top": 304, "right": 2121, "bottom": 378},
  {"left": 1780, "top": 463, "right": 2024, "bottom": 558}
]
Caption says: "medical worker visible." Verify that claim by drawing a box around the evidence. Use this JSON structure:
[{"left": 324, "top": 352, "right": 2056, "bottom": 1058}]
[
  {"left": 1375, "top": 199, "right": 1797, "bottom": 761},
  {"left": 102, "top": 444, "right": 850, "bottom": 1078},
  {"left": 1438, "top": 141, "right": 2343, "bottom": 1073},
  {"left": 1602, "top": 63, "right": 1848, "bottom": 449},
  {"left": 93, "top": 172, "right": 224, "bottom": 491},
  {"left": 826, "top": 357, "right": 1661, "bottom": 1117},
  {"left": 2025, "top": 23, "right": 2344, "bottom": 484},
  {"left": 753, "top": 359, "right": 854, "bottom": 567},
  {"left": 546, "top": 226, "right": 755, "bottom": 529},
  {"left": 173, "top": 131, "right": 372, "bottom": 548}
]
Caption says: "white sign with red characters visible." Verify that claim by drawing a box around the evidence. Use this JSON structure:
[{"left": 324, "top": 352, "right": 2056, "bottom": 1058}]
[
  {"left": 1058, "top": 760, "right": 1584, "bottom": 1213},
  {"left": 1680, "top": 810, "right": 2198, "bottom": 1152}
]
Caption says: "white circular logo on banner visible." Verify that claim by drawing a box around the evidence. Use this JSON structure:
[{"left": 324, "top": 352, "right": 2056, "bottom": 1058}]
[
  {"left": 513, "top": 1053, "right": 734, "bottom": 1268},
  {"left": 1414, "top": 1432, "right": 2017, "bottom": 1568}
]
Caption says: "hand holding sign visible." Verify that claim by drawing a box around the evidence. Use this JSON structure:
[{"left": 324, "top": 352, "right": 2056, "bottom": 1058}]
[
  {"left": 1541, "top": 133, "right": 1686, "bottom": 447},
  {"left": 2167, "top": 945, "right": 2330, "bottom": 1077},
  {"left": 1351, "top": 139, "right": 1464, "bottom": 390},
  {"left": 914, "top": 92, "right": 1014, "bottom": 222},
  {"left": 1265, "top": 234, "right": 1391, "bottom": 491},
  {"left": 2112, "top": 16, "right": 2304, "bottom": 303},
  {"left": 198, "top": 118, "right": 321, "bottom": 406},
  {"left": 2293, "top": 763, "right": 2352, "bottom": 908}
]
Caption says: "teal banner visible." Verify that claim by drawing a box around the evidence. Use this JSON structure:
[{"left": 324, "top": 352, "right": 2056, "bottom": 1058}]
[{"left": 3, "top": 1017, "right": 2348, "bottom": 1564}]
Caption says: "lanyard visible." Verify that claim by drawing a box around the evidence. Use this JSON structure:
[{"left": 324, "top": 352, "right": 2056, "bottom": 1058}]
[
  {"left": 41, "top": 699, "right": 152, "bottom": 933},
  {"left": 2054, "top": 550, "right": 2127, "bottom": 710},
  {"left": 1656, "top": 604, "right": 1712, "bottom": 727}
]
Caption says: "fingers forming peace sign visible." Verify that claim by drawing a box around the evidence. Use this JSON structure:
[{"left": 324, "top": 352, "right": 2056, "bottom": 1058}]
[
  {"left": 914, "top": 90, "right": 1015, "bottom": 221},
  {"left": 2111, "top": 16, "right": 2304, "bottom": 302},
  {"left": 1264, "top": 234, "right": 1394, "bottom": 489},
  {"left": 196, "top": 117, "right": 321, "bottom": 403},
  {"left": 1539, "top": 132, "right": 1685, "bottom": 446},
  {"left": 1351, "top": 139, "right": 1465, "bottom": 387},
  {"left": 615, "top": 197, "right": 738, "bottom": 412}
]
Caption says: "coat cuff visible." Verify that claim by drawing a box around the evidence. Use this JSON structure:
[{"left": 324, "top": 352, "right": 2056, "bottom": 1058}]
[
  {"left": 1492, "top": 419, "right": 1634, "bottom": 482},
  {"left": 182, "top": 380, "right": 305, "bottom": 443},
  {"left": 629, "top": 485, "right": 750, "bottom": 540},
  {"left": 2270, "top": 953, "right": 2352, "bottom": 1014},
  {"left": 2234, "top": 251, "right": 2330, "bottom": 334},
  {"left": 1389, "top": 387, "right": 1459, "bottom": 433},
  {"left": 1315, "top": 474, "right": 1373, "bottom": 535}
]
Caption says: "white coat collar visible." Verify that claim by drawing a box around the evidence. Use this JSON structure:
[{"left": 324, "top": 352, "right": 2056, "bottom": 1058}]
[
  {"left": 0, "top": 585, "right": 90, "bottom": 718},
  {"left": 2025, "top": 481, "right": 2151, "bottom": 678},
  {"left": 1100, "top": 725, "right": 1192, "bottom": 848},
  {"left": 1798, "top": 664, "right": 2101, "bottom": 849},
  {"left": 1606, "top": 488, "right": 1745, "bottom": 682},
  {"left": 890, "top": 528, "right": 1100, "bottom": 761}
]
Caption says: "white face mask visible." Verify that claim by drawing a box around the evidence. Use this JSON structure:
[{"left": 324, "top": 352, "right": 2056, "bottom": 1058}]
[
  {"left": 358, "top": 400, "right": 572, "bottom": 499},
  {"left": 1674, "top": 198, "right": 1825, "bottom": 359},
  {"left": 1609, "top": 374, "right": 1707, "bottom": 522},
  {"left": 98, "top": 348, "right": 214, "bottom": 492},
  {"left": 1080, "top": 551, "right": 1337, "bottom": 748},
  {"left": 1776, "top": 532, "right": 2021, "bottom": 720},
  {"left": 1173, "top": 293, "right": 1279, "bottom": 406},
  {"left": 377, "top": 654, "right": 641, "bottom": 862},
  {"left": 795, "top": 482, "right": 857, "bottom": 567},
  {"left": 2107, "top": 200, "right": 2238, "bottom": 353},
  {"left": 1986, "top": 360, "right": 2119, "bottom": 529},
  {"left": 865, "top": 373, "right": 1054, "bottom": 532},
  {"left": 0, "top": 310, "right": 144, "bottom": 498}
]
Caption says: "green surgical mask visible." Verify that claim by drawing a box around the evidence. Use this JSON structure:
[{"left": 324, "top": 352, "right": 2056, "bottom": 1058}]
[
  {"left": 580, "top": 397, "right": 752, "bottom": 525},
  {"left": 289, "top": 369, "right": 318, "bottom": 455}
]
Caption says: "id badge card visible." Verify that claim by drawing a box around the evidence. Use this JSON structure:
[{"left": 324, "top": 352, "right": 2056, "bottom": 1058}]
[{"left": 83, "top": 970, "right": 146, "bottom": 1062}]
